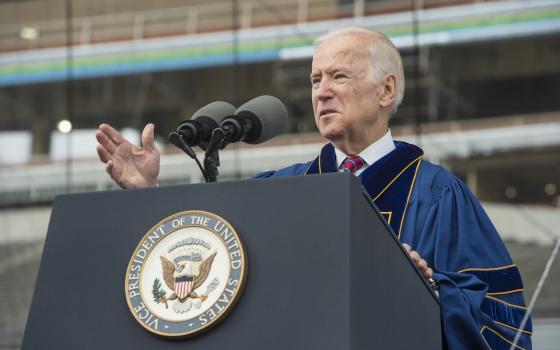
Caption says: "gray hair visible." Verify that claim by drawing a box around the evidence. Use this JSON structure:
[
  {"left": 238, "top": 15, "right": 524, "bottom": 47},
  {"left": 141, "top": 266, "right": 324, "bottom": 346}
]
[{"left": 315, "top": 27, "right": 405, "bottom": 115}]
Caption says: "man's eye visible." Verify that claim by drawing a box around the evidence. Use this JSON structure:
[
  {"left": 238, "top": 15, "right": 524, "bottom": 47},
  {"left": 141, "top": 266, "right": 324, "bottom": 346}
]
[
  {"left": 311, "top": 79, "right": 320, "bottom": 87},
  {"left": 334, "top": 74, "right": 347, "bottom": 80}
]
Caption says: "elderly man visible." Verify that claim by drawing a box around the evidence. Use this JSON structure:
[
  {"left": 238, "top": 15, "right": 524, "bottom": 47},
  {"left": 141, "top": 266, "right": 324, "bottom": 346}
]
[{"left": 96, "top": 27, "right": 532, "bottom": 349}]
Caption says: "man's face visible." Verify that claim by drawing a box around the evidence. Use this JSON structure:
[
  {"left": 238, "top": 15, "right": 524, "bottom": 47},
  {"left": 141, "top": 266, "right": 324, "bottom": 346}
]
[{"left": 310, "top": 35, "right": 382, "bottom": 144}]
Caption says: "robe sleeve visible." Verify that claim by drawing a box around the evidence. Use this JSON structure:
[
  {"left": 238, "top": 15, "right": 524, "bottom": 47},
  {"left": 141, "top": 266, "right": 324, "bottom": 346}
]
[
  {"left": 423, "top": 174, "right": 532, "bottom": 350},
  {"left": 251, "top": 162, "right": 312, "bottom": 179}
]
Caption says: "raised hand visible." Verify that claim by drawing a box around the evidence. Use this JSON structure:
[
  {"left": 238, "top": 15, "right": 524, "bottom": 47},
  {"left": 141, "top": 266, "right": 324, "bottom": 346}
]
[{"left": 96, "top": 123, "right": 160, "bottom": 189}]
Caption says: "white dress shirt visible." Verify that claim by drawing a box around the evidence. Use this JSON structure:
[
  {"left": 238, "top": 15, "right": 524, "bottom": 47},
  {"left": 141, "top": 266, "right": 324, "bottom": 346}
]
[{"left": 334, "top": 129, "right": 396, "bottom": 176}]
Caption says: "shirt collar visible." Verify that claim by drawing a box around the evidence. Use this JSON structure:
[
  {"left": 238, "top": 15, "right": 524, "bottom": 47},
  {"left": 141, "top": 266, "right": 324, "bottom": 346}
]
[{"left": 334, "top": 129, "right": 396, "bottom": 169}]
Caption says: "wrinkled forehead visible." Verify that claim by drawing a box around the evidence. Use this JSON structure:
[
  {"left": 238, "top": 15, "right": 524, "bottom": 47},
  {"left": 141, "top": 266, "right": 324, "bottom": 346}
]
[{"left": 311, "top": 35, "right": 371, "bottom": 72}]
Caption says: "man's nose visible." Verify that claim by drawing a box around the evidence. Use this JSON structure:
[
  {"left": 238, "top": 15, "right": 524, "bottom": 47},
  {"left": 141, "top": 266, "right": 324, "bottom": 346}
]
[{"left": 315, "top": 79, "right": 334, "bottom": 101}]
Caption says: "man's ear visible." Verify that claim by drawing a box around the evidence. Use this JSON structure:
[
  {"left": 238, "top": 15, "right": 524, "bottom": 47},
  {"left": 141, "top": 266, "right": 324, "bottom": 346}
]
[{"left": 378, "top": 74, "right": 397, "bottom": 108}]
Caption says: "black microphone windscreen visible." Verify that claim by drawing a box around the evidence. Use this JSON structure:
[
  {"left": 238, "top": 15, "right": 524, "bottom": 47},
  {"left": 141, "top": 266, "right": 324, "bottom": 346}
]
[
  {"left": 191, "top": 101, "right": 236, "bottom": 128},
  {"left": 235, "top": 95, "right": 287, "bottom": 144}
]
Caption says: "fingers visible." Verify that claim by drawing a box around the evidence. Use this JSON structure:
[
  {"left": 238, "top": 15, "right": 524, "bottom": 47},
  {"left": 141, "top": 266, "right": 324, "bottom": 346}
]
[
  {"left": 105, "top": 160, "right": 114, "bottom": 178},
  {"left": 402, "top": 243, "right": 433, "bottom": 280},
  {"left": 105, "top": 159, "right": 120, "bottom": 180},
  {"left": 421, "top": 266, "right": 432, "bottom": 279},
  {"left": 409, "top": 250, "right": 421, "bottom": 263},
  {"left": 141, "top": 123, "right": 155, "bottom": 152},
  {"left": 105, "top": 160, "right": 125, "bottom": 189},
  {"left": 96, "top": 128, "right": 117, "bottom": 154},
  {"left": 99, "top": 123, "right": 126, "bottom": 146},
  {"left": 96, "top": 144, "right": 112, "bottom": 163},
  {"left": 426, "top": 268, "right": 433, "bottom": 279},
  {"left": 415, "top": 255, "right": 432, "bottom": 279},
  {"left": 417, "top": 257, "right": 432, "bottom": 279}
]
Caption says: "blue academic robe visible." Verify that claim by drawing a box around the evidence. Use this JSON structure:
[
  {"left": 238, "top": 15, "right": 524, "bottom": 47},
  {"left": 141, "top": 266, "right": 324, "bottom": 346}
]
[{"left": 255, "top": 141, "right": 532, "bottom": 350}]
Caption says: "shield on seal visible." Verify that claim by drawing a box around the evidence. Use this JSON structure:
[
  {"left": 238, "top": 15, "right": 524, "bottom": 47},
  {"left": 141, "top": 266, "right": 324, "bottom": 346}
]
[{"left": 175, "top": 275, "right": 194, "bottom": 299}]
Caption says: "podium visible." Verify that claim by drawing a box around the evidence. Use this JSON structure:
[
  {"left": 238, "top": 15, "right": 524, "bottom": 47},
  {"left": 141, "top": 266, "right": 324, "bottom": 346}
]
[{"left": 22, "top": 173, "right": 441, "bottom": 349}]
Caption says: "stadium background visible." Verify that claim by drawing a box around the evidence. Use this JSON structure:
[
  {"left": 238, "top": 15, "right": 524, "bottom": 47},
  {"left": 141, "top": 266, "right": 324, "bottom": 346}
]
[{"left": 0, "top": 0, "right": 559, "bottom": 348}]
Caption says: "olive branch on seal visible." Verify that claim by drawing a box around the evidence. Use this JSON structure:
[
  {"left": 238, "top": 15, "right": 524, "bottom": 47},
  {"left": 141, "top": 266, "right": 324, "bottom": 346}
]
[{"left": 152, "top": 278, "right": 168, "bottom": 308}]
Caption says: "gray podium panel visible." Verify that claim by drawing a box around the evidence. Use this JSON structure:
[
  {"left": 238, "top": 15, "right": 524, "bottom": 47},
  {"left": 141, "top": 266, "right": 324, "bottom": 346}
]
[{"left": 22, "top": 174, "right": 441, "bottom": 349}]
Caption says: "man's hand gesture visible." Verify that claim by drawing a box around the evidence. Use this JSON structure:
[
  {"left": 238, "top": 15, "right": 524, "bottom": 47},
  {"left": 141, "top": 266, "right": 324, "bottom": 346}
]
[{"left": 95, "top": 123, "right": 160, "bottom": 189}]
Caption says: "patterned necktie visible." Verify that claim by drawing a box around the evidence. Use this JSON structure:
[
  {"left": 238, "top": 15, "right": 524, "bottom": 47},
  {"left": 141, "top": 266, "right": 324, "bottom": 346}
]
[{"left": 341, "top": 156, "right": 366, "bottom": 174}]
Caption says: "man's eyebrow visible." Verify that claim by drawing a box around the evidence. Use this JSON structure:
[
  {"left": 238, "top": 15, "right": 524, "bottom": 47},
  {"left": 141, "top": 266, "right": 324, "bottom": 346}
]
[
  {"left": 332, "top": 67, "right": 350, "bottom": 74},
  {"left": 309, "top": 66, "right": 351, "bottom": 80}
]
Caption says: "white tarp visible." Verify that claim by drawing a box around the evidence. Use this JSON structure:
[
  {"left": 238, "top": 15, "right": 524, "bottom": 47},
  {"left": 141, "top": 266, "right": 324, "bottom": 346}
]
[{"left": 0, "top": 131, "right": 32, "bottom": 165}]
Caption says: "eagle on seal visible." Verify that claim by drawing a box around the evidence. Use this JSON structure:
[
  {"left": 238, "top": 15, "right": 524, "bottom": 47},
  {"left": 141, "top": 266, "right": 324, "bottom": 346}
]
[{"left": 158, "top": 252, "right": 216, "bottom": 305}]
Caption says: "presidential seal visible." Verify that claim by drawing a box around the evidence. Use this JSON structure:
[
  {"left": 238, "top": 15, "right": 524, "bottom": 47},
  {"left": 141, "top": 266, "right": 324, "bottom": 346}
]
[{"left": 124, "top": 210, "right": 247, "bottom": 338}]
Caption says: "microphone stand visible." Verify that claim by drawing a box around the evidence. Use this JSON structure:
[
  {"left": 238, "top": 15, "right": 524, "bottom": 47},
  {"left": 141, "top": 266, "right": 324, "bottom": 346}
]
[
  {"left": 168, "top": 131, "right": 211, "bottom": 183},
  {"left": 202, "top": 115, "right": 259, "bottom": 182},
  {"left": 203, "top": 128, "right": 229, "bottom": 182}
]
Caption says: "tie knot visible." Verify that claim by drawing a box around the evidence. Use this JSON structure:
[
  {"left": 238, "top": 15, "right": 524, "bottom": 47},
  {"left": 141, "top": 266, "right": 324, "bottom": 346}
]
[{"left": 341, "top": 156, "right": 365, "bottom": 174}]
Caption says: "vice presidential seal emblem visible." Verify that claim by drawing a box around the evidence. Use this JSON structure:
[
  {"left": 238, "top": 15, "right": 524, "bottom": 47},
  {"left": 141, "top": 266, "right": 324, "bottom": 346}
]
[{"left": 124, "top": 211, "right": 247, "bottom": 338}]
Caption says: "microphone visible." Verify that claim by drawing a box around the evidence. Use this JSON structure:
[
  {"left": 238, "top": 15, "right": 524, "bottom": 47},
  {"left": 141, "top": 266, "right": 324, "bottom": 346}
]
[
  {"left": 170, "top": 101, "right": 234, "bottom": 182},
  {"left": 174, "top": 101, "right": 236, "bottom": 147},
  {"left": 218, "top": 95, "right": 288, "bottom": 145}
]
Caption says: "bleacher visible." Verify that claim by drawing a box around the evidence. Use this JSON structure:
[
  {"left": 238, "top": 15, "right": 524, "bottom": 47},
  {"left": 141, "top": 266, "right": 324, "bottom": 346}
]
[
  {"left": 0, "top": 242, "right": 43, "bottom": 350},
  {"left": 0, "top": 0, "right": 495, "bottom": 52}
]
